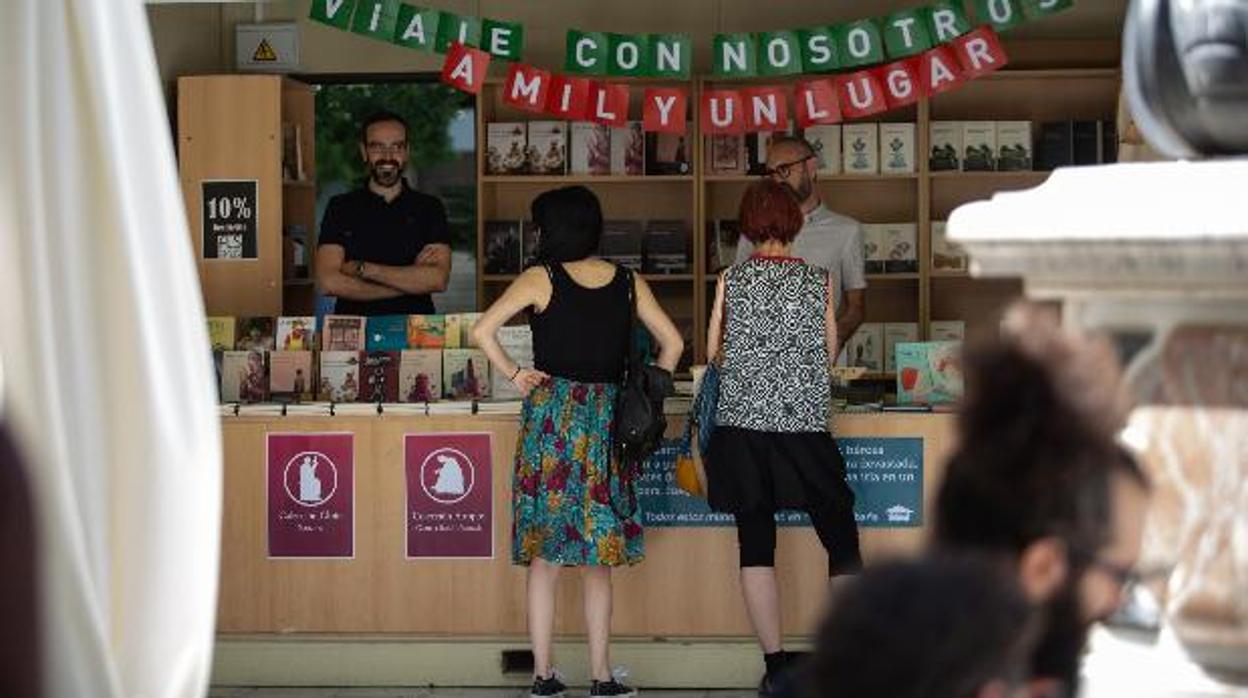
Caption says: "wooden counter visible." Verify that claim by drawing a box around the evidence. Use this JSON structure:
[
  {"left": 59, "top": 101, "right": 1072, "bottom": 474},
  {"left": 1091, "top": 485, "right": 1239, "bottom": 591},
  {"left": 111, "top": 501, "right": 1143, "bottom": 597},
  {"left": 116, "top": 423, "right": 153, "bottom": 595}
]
[{"left": 218, "top": 412, "right": 954, "bottom": 638}]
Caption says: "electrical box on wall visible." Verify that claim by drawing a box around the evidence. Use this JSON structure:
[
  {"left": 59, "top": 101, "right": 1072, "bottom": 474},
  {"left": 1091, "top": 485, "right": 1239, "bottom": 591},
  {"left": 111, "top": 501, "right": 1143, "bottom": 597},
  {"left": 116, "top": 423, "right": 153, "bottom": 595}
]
[{"left": 236, "top": 22, "right": 299, "bottom": 73}]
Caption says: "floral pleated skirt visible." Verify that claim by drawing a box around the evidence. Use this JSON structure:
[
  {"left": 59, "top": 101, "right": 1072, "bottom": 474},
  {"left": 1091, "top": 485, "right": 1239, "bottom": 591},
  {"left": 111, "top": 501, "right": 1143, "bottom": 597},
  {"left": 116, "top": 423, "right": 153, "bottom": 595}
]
[{"left": 511, "top": 376, "right": 644, "bottom": 567}]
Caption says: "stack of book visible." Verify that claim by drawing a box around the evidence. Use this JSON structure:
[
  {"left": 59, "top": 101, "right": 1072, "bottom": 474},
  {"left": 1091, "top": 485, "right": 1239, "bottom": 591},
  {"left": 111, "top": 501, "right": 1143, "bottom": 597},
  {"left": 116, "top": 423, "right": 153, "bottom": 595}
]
[
  {"left": 486, "top": 120, "right": 692, "bottom": 176},
  {"left": 929, "top": 120, "right": 1037, "bottom": 172}
]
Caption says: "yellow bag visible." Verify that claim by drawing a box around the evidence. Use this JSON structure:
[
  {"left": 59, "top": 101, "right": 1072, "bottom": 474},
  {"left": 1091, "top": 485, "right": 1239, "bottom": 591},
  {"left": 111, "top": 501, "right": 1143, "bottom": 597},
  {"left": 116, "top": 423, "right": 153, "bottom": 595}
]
[{"left": 675, "top": 450, "right": 707, "bottom": 497}]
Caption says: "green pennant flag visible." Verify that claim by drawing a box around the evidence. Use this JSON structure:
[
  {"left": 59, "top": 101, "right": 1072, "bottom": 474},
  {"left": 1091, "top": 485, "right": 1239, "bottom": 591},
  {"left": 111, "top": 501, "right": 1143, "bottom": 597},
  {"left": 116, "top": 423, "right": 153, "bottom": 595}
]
[
  {"left": 799, "top": 26, "right": 840, "bottom": 73},
  {"left": 881, "top": 8, "right": 933, "bottom": 59},
  {"left": 393, "top": 4, "right": 438, "bottom": 51},
  {"left": 757, "top": 31, "right": 803, "bottom": 76},
  {"left": 608, "top": 34, "right": 650, "bottom": 77},
  {"left": 566, "top": 30, "right": 608, "bottom": 74},
  {"left": 482, "top": 18, "right": 524, "bottom": 60},
  {"left": 926, "top": 1, "right": 974, "bottom": 42},
  {"left": 1023, "top": 0, "right": 1075, "bottom": 18},
  {"left": 649, "top": 34, "right": 692, "bottom": 79},
  {"left": 434, "top": 11, "right": 481, "bottom": 53},
  {"left": 309, "top": 0, "right": 358, "bottom": 30},
  {"left": 714, "top": 33, "right": 758, "bottom": 76},
  {"left": 351, "top": 0, "right": 399, "bottom": 41},
  {"left": 973, "top": 0, "right": 1026, "bottom": 32},
  {"left": 838, "top": 20, "right": 884, "bottom": 68}
]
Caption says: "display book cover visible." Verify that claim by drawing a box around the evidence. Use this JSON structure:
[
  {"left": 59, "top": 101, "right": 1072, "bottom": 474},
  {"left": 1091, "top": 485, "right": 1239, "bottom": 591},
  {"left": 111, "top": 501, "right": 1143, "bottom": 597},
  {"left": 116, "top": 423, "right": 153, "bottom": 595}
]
[
  {"left": 489, "top": 325, "right": 534, "bottom": 400},
  {"left": 221, "top": 348, "right": 268, "bottom": 403},
  {"left": 643, "top": 220, "right": 689, "bottom": 274},
  {"left": 570, "top": 122, "right": 611, "bottom": 175},
  {"left": 929, "top": 121, "right": 962, "bottom": 172},
  {"left": 527, "top": 120, "right": 567, "bottom": 175},
  {"left": 931, "top": 221, "right": 968, "bottom": 273},
  {"left": 845, "top": 323, "right": 884, "bottom": 371},
  {"left": 365, "top": 314, "right": 409, "bottom": 351},
  {"left": 896, "top": 341, "right": 964, "bottom": 406},
  {"left": 803, "top": 125, "right": 841, "bottom": 175},
  {"left": 842, "top": 123, "right": 879, "bottom": 175},
  {"left": 269, "top": 350, "right": 313, "bottom": 402},
  {"left": 406, "top": 314, "right": 446, "bottom": 349},
  {"left": 444, "top": 312, "right": 483, "bottom": 349},
  {"left": 443, "top": 348, "right": 490, "bottom": 399},
  {"left": 708, "top": 134, "right": 745, "bottom": 174},
  {"left": 705, "top": 219, "right": 740, "bottom": 273},
  {"left": 319, "top": 350, "right": 360, "bottom": 402},
  {"left": 486, "top": 121, "right": 527, "bottom": 175},
  {"left": 358, "top": 350, "right": 401, "bottom": 403},
  {"left": 399, "top": 349, "right": 442, "bottom": 403},
  {"left": 322, "top": 315, "right": 366, "bottom": 351},
  {"left": 207, "top": 316, "right": 236, "bottom": 352},
  {"left": 235, "top": 316, "right": 275, "bottom": 351},
  {"left": 275, "top": 316, "right": 316, "bottom": 350},
  {"left": 879, "top": 123, "right": 916, "bottom": 174},
  {"left": 483, "top": 220, "right": 522, "bottom": 275},
  {"left": 645, "top": 129, "right": 692, "bottom": 175},
  {"left": 611, "top": 121, "right": 645, "bottom": 175}
]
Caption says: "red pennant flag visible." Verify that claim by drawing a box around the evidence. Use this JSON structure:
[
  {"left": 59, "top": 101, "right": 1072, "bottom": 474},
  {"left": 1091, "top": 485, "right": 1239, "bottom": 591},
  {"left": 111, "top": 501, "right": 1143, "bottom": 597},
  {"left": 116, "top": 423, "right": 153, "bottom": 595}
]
[
  {"left": 700, "top": 90, "right": 746, "bottom": 135},
  {"left": 439, "top": 42, "right": 490, "bottom": 94},
  {"left": 502, "top": 63, "right": 552, "bottom": 113},
  {"left": 794, "top": 79, "right": 842, "bottom": 128},
  {"left": 835, "top": 70, "right": 887, "bottom": 119},
  {"left": 952, "top": 26, "right": 1009, "bottom": 79},
  {"left": 874, "top": 58, "right": 923, "bottom": 109},
  {"left": 546, "top": 75, "right": 592, "bottom": 121},
  {"left": 919, "top": 45, "right": 965, "bottom": 96},
  {"left": 643, "top": 88, "right": 688, "bottom": 134},
  {"left": 742, "top": 86, "right": 789, "bottom": 132},
  {"left": 589, "top": 82, "right": 629, "bottom": 128}
]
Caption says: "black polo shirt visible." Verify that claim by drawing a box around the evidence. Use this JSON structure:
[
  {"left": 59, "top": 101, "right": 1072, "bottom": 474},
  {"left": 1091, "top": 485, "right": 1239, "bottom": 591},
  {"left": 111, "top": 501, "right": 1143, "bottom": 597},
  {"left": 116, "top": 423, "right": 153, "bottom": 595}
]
[{"left": 318, "top": 181, "right": 451, "bottom": 316}]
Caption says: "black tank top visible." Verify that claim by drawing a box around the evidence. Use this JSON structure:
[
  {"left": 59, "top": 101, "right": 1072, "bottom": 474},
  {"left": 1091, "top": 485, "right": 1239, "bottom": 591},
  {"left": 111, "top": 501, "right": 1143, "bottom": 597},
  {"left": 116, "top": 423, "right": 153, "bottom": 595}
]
[{"left": 530, "top": 263, "right": 630, "bottom": 383}]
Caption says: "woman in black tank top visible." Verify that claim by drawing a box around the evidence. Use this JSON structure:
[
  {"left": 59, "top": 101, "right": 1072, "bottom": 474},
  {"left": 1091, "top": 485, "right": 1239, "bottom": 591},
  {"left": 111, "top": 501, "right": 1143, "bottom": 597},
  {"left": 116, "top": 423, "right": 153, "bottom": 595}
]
[{"left": 471, "top": 187, "right": 683, "bottom": 698}]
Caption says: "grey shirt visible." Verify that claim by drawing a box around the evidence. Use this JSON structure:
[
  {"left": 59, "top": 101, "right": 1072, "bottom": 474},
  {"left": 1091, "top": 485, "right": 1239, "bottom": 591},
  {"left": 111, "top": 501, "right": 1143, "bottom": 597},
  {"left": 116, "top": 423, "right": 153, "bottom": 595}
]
[{"left": 735, "top": 204, "right": 867, "bottom": 312}]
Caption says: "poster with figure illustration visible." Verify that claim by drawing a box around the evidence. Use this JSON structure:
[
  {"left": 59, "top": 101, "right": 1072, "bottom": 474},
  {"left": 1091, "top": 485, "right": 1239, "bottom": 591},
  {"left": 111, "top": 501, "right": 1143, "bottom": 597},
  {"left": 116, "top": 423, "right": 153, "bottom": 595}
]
[
  {"left": 405, "top": 433, "right": 494, "bottom": 559},
  {"left": 267, "top": 433, "right": 355, "bottom": 558}
]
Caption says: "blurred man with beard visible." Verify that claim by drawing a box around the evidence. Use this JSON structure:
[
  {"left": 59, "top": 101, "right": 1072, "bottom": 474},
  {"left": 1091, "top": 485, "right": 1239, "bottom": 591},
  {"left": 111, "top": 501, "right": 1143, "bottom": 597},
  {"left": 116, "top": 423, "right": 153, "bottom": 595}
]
[
  {"left": 933, "top": 303, "right": 1153, "bottom": 698},
  {"left": 734, "top": 136, "right": 866, "bottom": 356},
  {"left": 316, "top": 111, "right": 452, "bottom": 316}
]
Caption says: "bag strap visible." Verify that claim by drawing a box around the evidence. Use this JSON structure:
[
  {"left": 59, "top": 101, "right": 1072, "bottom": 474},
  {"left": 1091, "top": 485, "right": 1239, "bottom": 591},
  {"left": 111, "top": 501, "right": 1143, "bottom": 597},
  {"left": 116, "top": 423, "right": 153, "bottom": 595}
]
[{"left": 621, "top": 266, "right": 638, "bottom": 381}]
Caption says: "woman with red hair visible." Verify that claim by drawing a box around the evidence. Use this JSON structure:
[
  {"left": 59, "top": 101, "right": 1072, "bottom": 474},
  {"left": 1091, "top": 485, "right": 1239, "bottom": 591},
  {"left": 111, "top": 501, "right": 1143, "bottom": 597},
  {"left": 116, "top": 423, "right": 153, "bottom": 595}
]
[{"left": 706, "top": 180, "right": 862, "bottom": 696}]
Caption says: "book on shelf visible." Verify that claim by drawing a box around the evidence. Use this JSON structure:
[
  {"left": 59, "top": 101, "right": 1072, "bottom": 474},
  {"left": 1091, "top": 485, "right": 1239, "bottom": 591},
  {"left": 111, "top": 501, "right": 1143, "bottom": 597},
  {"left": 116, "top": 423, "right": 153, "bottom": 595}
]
[
  {"left": 570, "top": 122, "right": 611, "bottom": 175},
  {"left": 275, "top": 316, "right": 315, "bottom": 351},
  {"left": 359, "top": 350, "right": 401, "bottom": 403},
  {"left": 708, "top": 134, "right": 746, "bottom": 174},
  {"left": 883, "top": 322, "right": 919, "bottom": 372},
  {"left": 483, "top": 219, "right": 522, "bottom": 274},
  {"left": 399, "top": 349, "right": 442, "bottom": 403},
  {"left": 445, "top": 312, "right": 483, "bottom": 349},
  {"left": 645, "top": 129, "right": 692, "bottom": 175},
  {"left": 1101, "top": 119, "right": 1118, "bottom": 164},
  {"left": 931, "top": 221, "right": 969, "bottom": 273},
  {"left": 610, "top": 121, "right": 646, "bottom": 176},
  {"left": 929, "top": 121, "right": 962, "bottom": 171},
  {"left": 207, "top": 316, "right": 236, "bottom": 352},
  {"left": 879, "top": 123, "right": 916, "bottom": 174},
  {"left": 842, "top": 123, "right": 879, "bottom": 175},
  {"left": 961, "top": 121, "right": 997, "bottom": 171},
  {"left": 406, "top": 314, "right": 446, "bottom": 349},
  {"left": 521, "top": 220, "right": 540, "bottom": 269},
  {"left": 318, "top": 350, "right": 360, "bottom": 402},
  {"left": 1073, "top": 120, "right": 1101, "bottom": 166},
  {"left": 269, "top": 350, "right": 314, "bottom": 402},
  {"left": 322, "top": 315, "right": 366, "bottom": 351},
  {"left": 995, "top": 121, "right": 1033, "bottom": 171},
  {"left": 599, "top": 220, "right": 644, "bottom": 269},
  {"left": 222, "top": 349, "right": 268, "bottom": 403},
  {"left": 706, "top": 219, "right": 740, "bottom": 274},
  {"left": 281, "top": 122, "right": 305, "bottom": 181},
  {"left": 491, "top": 325, "right": 534, "bottom": 400},
  {"left": 862, "top": 224, "right": 887, "bottom": 275},
  {"left": 882, "top": 223, "right": 918, "bottom": 274},
  {"left": 235, "top": 317, "right": 275, "bottom": 351},
  {"left": 366, "top": 315, "right": 409, "bottom": 351},
  {"left": 1037, "top": 121, "right": 1074, "bottom": 170},
  {"left": 443, "top": 348, "right": 491, "bottom": 400},
  {"left": 643, "top": 220, "right": 689, "bottom": 274},
  {"left": 845, "top": 323, "right": 884, "bottom": 371},
  {"left": 896, "top": 341, "right": 963, "bottom": 406},
  {"left": 929, "top": 320, "right": 966, "bottom": 342},
  {"left": 526, "top": 121, "right": 567, "bottom": 175},
  {"left": 804, "top": 124, "right": 842, "bottom": 175},
  {"left": 486, "top": 122, "right": 528, "bottom": 175}
]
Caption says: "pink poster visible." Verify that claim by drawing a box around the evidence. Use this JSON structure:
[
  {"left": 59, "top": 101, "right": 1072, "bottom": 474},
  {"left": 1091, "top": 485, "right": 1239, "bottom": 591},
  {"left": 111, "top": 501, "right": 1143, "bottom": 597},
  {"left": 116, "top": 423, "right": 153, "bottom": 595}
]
[
  {"left": 267, "top": 432, "right": 354, "bottom": 559},
  {"left": 405, "top": 433, "right": 493, "bottom": 559}
]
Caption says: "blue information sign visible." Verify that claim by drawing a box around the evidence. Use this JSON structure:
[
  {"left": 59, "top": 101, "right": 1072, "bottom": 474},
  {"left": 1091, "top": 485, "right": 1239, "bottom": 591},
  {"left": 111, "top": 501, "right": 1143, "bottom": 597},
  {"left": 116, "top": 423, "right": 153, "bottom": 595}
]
[{"left": 638, "top": 437, "right": 923, "bottom": 528}]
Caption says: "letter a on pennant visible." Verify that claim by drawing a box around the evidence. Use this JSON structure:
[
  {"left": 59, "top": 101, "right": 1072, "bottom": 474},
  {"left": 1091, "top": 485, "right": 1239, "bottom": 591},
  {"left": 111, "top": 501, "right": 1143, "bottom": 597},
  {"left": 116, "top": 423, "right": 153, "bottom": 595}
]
[
  {"left": 873, "top": 58, "right": 923, "bottom": 108},
  {"left": 952, "top": 26, "right": 1009, "bottom": 79},
  {"left": 919, "top": 45, "right": 965, "bottom": 96},
  {"left": 440, "top": 42, "right": 490, "bottom": 94},
  {"left": 546, "top": 75, "right": 592, "bottom": 121},
  {"left": 701, "top": 90, "right": 746, "bottom": 135},
  {"left": 589, "top": 82, "right": 629, "bottom": 128},
  {"left": 643, "top": 88, "right": 688, "bottom": 134},
  {"left": 794, "top": 79, "right": 842, "bottom": 128},
  {"left": 503, "top": 63, "right": 551, "bottom": 113},
  {"left": 742, "top": 87, "right": 789, "bottom": 132},
  {"left": 835, "top": 70, "right": 887, "bottom": 119}
]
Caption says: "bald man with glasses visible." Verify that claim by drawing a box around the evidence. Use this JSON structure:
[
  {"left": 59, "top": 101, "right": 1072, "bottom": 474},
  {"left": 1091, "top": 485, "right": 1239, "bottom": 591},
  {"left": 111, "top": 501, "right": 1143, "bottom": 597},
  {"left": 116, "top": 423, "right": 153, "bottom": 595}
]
[{"left": 734, "top": 136, "right": 866, "bottom": 357}]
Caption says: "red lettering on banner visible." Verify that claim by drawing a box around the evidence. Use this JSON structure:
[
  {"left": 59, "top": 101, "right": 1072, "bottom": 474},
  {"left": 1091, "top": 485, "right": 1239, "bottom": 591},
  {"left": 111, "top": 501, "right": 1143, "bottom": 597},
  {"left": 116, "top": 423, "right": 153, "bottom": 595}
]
[
  {"left": 874, "top": 58, "right": 922, "bottom": 108},
  {"left": 590, "top": 82, "right": 629, "bottom": 128},
  {"left": 546, "top": 75, "right": 592, "bottom": 121},
  {"left": 643, "top": 88, "right": 688, "bottom": 134},
  {"left": 503, "top": 63, "right": 551, "bottom": 113},
  {"left": 794, "top": 79, "right": 842, "bottom": 128},
  {"left": 439, "top": 42, "right": 490, "bottom": 94},
  {"left": 742, "top": 87, "right": 789, "bottom": 132},
  {"left": 952, "top": 26, "right": 1009, "bottom": 79},
  {"left": 701, "top": 90, "right": 746, "bottom": 134},
  {"left": 835, "top": 70, "right": 887, "bottom": 119},
  {"left": 920, "top": 45, "right": 965, "bottom": 96}
]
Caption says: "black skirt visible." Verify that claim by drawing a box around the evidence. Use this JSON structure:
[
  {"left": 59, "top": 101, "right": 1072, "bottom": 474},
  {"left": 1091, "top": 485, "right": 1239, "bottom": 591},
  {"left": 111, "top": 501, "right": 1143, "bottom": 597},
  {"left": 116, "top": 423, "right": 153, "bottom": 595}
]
[{"left": 705, "top": 426, "right": 856, "bottom": 515}]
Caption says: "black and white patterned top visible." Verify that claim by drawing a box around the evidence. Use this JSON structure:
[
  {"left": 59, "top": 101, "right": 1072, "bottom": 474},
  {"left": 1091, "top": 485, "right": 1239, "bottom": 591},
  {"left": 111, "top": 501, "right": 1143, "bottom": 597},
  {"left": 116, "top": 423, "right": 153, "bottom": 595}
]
[{"left": 716, "top": 257, "right": 831, "bottom": 432}]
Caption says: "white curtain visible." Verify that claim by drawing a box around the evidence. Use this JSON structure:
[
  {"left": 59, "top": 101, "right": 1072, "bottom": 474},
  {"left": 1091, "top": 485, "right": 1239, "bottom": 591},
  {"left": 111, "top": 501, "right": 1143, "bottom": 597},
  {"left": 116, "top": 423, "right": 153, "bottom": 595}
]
[{"left": 0, "top": 0, "right": 222, "bottom": 696}]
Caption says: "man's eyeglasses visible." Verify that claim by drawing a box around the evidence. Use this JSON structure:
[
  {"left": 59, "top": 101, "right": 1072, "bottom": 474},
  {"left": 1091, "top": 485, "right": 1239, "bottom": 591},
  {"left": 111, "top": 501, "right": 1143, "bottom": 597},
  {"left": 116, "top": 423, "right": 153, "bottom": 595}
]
[
  {"left": 1074, "top": 550, "right": 1172, "bottom": 592},
  {"left": 765, "top": 154, "right": 815, "bottom": 179},
  {"left": 366, "top": 142, "right": 407, "bottom": 155}
]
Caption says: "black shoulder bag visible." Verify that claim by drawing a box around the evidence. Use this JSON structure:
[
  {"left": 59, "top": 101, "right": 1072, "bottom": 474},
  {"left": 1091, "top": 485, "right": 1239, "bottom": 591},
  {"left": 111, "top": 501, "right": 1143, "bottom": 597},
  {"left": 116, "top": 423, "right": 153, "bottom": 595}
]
[{"left": 611, "top": 267, "right": 674, "bottom": 519}]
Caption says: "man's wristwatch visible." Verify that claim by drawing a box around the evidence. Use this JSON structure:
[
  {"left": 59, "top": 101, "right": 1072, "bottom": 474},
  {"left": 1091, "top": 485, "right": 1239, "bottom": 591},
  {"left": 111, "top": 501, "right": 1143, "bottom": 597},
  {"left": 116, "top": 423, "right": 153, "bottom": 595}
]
[{"left": 354, "top": 260, "right": 366, "bottom": 279}]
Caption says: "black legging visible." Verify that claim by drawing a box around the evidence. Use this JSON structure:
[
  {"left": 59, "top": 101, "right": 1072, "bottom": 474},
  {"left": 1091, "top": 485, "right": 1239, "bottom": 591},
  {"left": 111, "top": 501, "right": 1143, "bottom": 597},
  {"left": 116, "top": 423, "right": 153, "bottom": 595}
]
[{"left": 735, "top": 501, "right": 862, "bottom": 576}]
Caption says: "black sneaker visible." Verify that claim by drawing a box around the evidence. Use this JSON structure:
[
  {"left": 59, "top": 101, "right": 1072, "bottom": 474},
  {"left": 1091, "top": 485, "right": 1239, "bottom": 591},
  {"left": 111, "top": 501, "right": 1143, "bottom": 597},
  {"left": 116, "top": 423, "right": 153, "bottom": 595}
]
[
  {"left": 758, "top": 671, "right": 779, "bottom": 698},
  {"left": 530, "top": 674, "right": 567, "bottom": 697},
  {"left": 589, "top": 678, "right": 637, "bottom": 697}
]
